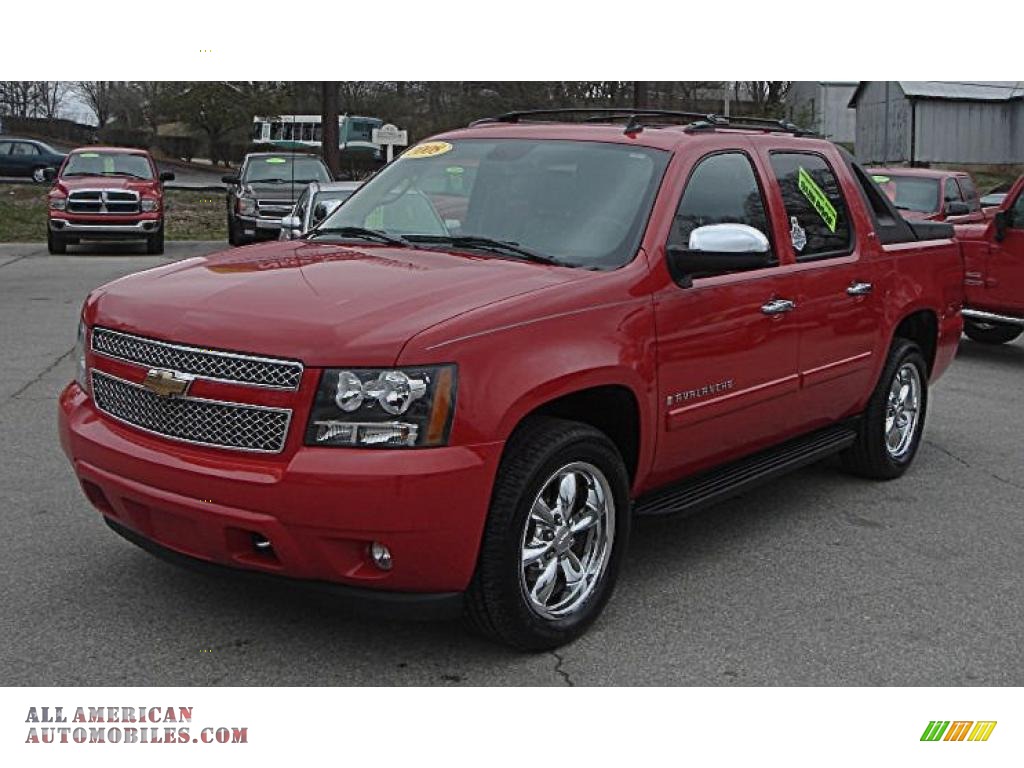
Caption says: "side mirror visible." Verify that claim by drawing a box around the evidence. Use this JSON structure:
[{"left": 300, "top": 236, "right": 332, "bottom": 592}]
[
  {"left": 312, "top": 200, "right": 342, "bottom": 224},
  {"left": 159, "top": 171, "right": 175, "bottom": 183},
  {"left": 994, "top": 210, "right": 1009, "bottom": 242},
  {"left": 42, "top": 167, "right": 56, "bottom": 182},
  {"left": 281, "top": 215, "right": 302, "bottom": 231},
  {"left": 666, "top": 224, "right": 773, "bottom": 287},
  {"left": 222, "top": 174, "right": 240, "bottom": 185},
  {"left": 945, "top": 201, "right": 970, "bottom": 217}
]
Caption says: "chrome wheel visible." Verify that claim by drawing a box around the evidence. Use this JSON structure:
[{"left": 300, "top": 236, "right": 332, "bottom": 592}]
[
  {"left": 519, "top": 461, "right": 615, "bottom": 620},
  {"left": 32, "top": 168, "right": 46, "bottom": 183},
  {"left": 884, "top": 362, "right": 922, "bottom": 459}
]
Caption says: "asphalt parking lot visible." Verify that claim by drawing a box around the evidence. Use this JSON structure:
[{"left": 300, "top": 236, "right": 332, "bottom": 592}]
[{"left": 1, "top": 241, "right": 1022, "bottom": 686}]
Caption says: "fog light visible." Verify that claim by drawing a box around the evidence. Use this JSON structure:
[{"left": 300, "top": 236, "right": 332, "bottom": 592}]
[{"left": 369, "top": 541, "right": 392, "bottom": 571}]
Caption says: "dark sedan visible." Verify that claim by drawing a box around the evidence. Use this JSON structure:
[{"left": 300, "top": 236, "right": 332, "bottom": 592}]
[{"left": 0, "top": 137, "right": 66, "bottom": 182}]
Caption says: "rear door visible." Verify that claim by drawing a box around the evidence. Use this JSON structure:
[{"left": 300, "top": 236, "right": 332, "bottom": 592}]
[
  {"left": 0, "top": 141, "right": 14, "bottom": 175},
  {"left": 650, "top": 147, "right": 803, "bottom": 485},
  {"left": 9, "top": 141, "right": 41, "bottom": 175},
  {"left": 760, "top": 148, "right": 882, "bottom": 427}
]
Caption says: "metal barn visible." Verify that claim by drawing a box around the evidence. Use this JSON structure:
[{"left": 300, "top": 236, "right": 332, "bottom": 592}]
[{"left": 849, "top": 81, "right": 1024, "bottom": 165}]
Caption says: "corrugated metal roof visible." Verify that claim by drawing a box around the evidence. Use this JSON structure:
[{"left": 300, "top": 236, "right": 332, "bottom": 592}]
[{"left": 849, "top": 81, "right": 1024, "bottom": 106}]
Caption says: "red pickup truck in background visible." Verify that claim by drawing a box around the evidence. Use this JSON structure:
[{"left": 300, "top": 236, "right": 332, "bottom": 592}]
[
  {"left": 58, "top": 110, "right": 964, "bottom": 649},
  {"left": 45, "top": 146, "right": 174, "bottom": 255},
  {"left": 868, "top": 166, "right": 986, "bottom": 223},
  {"left": 956, "top": 176, "right": 1024, "bottom": 344}
]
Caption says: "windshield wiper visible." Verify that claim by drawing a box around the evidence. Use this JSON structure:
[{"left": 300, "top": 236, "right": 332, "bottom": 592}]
[
  {"left": 101, "top": 171, "right": 148, "bottom": 179},
  {"left": 404, "top": 235, "right": 561, "bottom": 265},
  {"left": 304, "top": 226, "right": 411, "bottom": 247}
]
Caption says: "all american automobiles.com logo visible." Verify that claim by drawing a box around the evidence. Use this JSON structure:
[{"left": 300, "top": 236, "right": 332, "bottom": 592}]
[
  {"left": 24, "top": 706, "right": 247, "bottom": 745},
  {"left": 920, "top": 720, "right": 997, "bottom": 742}
]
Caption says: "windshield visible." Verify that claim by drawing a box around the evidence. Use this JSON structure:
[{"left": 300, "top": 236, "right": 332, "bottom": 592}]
[
  {"left": 318, "top": 139, "right": 669, "bottom": 269},
  {"left": 873, "top": 174, "right": 939, "bottom": 213},
  {"left": 243, "top": 156, "right": 332, "bottom": 184},
  {"left": 315, "top": 190, "right": 355, "bottom": 205},
  {"left": 62, "top": 152, "right": 153, "bottom": 179}
]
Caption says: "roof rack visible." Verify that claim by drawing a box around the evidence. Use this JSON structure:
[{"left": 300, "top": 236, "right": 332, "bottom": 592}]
[{"left": 468, "top": 107, "right": 815, "bottom": 137}]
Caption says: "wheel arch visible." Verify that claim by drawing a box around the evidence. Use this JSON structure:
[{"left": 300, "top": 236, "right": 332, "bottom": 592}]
[{"left": 892, "top": 308, "right": 939, "bottom": 375}]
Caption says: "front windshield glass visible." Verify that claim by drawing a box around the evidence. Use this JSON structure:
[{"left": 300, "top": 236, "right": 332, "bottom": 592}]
[
  {"left": 317, "top": 139, "right": 670, "bottom": 269},
  {"left": 243, "top": 156, "right": 331, "bottom": 184},
  {"left": 873, "top": 175, "right": 939, "bottom": 213},
  {"left": 62, "top": 152, "right": 153, "bottom": 179}
]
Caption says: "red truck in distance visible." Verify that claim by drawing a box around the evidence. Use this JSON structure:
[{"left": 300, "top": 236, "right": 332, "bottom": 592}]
[
  {"left": 868, "top": 167, "right": 986, "bottom": 224},
  {"left": 45, "top": 147, "right": 174, "bottom": 255},
  {"left": 58, "top": 110, "right": 964, "bottom": 649},
  {"left": 956, "top": 175, "right": 1024, "bottom": 344}
]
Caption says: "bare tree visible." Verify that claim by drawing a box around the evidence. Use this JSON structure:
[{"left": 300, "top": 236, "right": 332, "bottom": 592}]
[
  {"left": 736, "top": 81, "right": 793, "bottom": 117},
  {"left": 75, "top": 81, "right": 118, "bottom": 128},
  {"left": 35, "top": 82, "right": 68, "bottom": 119}
]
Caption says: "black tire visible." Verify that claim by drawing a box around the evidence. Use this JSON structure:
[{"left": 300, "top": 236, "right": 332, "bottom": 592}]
[
  {"left": 47, "top": 229, "right": 67, "bottom": 255},
  {"left": 963, "top": 319, "right": 1022, "bottom": 345},
  {"left": 146, "top": 227, "right": 164, "bottom": 255},
  {"left": 227, "top": 216, "right": 240, "bottom": 246},
  {"left": 465, "top": 416, "right": 631, "bottom": 650},
  {"left": 841, "top": 338, "right": 928, "bottom": 480}
]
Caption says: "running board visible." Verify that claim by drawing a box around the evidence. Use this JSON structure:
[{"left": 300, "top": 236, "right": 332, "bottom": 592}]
[{"left": 634, "top": 424, "right": 858, "bottom": 517}]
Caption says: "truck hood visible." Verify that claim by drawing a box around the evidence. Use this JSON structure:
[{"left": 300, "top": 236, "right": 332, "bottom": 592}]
[
  {"left": 86, "top": 240, "right": 586, "bottom": 367},
  {"left": 243, "top": 181, "right": 307, "bottom": 201},
  {"left": 56, "top": 176, "right": 157, "bottom": 194}
]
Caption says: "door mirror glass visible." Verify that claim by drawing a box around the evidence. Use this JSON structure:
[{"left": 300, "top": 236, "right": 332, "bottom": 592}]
[
  {"left": 945, "top": 201, "right": 970, "bottom": 216},
  {"left": 159, "top": 171, "right": 175, "bottom": 183},
  {"left": 667, "top": 224, "right": 774, "bottom": 286},
  {"left": 994, "top": 210, "right": 1010, "bottom": 241},
  {"left": 312, "top": 200, "right": 342, "bottom": 224},
  {"left": 42, "top": 167, "right": 56, "bottom": 182},
  {"left": 222, "top": 174, "right": 240, "bottom": 185}
]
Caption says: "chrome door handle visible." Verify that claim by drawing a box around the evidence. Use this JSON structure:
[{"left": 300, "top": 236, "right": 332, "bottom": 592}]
[
  {"left": 847, "top": 281, "right": 873, "bottom": 296},
  {"left": 761, "top": 298, "right": 796, "bottom": 315}
]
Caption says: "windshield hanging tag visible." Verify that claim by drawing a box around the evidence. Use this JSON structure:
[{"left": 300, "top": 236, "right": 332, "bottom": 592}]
[{"left": 790, "top": 216, "right": 807, "bottom": 252}]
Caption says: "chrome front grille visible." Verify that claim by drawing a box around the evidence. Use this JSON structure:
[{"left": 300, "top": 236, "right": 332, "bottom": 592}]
[
  {"left": 91, "top": 371, "right": 291, "bottom": 453},
  {"left": 256, "top": 199, "right": 293, "bottom": 217},
  {"left": 67, "top": 189, "right": 140, "bottom": 215},
  {"left": 91, "top": 327, "right": 303, "bottom": 390}
]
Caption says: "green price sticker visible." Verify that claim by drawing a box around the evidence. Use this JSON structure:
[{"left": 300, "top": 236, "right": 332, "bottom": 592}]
[
  {"left": 798, "top": 167, "right": 838, "bottom": 233},
  {"left": 266, "top": 157, "right": 288, "bottom": 164},
  {"left": 872, "top": 174, "right": 891, "bottom": 184},
  {"left": 80, "top": 152, "right": 99, "bottom": 158}
]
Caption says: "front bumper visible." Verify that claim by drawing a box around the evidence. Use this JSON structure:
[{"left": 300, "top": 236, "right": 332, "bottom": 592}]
[
  {"left": 50, "top": 217, "right": 161, "bottom": 238},
  {"left": 58, "top": 382, "right": 503, "bottom": 601},
  {"left": 236, "top": 214, "right": 285, "bottom": 233}
]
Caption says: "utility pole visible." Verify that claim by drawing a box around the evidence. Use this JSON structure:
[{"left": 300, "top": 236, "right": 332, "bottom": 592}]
[
  {"left": 321, "top": 81, "right": 340, "bottom": 178},
  {"left": 633, "top": 81, "right": 648, "bottom": 109}
]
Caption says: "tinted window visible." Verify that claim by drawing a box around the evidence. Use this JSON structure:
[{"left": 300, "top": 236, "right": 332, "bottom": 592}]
[
  {"left": 12, "top": 142, "right": 40, "bottom": 156},
  {"left": 958, "top": 176, "right": 980, "bottom": 211},
  {"left": 0, "top": 142, "right": 12, "bottom": 155},
  {"left": 771, "top": 152, "right": 852, "bottom": 258},
  {"left": 669, "top": 152, "right": 772, "bottom": 258},
  {"left": 944, "top": 177, "right": 962, "bottom": 202},
  {"left": 1010, "top": 192, "right": 1024, "bottom": 227}
]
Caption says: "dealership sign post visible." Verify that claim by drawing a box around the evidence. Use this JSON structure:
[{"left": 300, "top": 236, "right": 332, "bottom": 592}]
[{"left": 372, "top": 123, "right": 408, "bottom": 163}]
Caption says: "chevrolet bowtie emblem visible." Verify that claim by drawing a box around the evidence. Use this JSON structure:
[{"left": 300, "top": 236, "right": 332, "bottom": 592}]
[{"left": 142, "top": 368, "right": 193, "bottom": 398}]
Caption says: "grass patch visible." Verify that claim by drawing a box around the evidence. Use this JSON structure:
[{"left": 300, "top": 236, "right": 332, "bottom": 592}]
[{"left": 0, "top": 184, "right": 226, "bottom": 242}]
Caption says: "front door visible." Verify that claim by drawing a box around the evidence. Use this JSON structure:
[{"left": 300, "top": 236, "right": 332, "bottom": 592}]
[
  {"left": 650, "top": 150, "right": 803, "bottom": 487},
  {"left": 987, "top": 188, "right": 1024, "bottom": 316}
]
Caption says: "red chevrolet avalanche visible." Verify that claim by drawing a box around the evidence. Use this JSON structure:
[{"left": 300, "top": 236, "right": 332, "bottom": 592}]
[{"left": 59, "top": 111, "right": 964, "bottom": 649}]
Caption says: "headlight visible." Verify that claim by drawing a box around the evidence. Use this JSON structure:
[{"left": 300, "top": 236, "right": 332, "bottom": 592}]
[
  {"left": 305, "top": 366, "right": 456, "bottom": 448},
  {"left": 73, "top": 320, "right": 88, "bottom": 393},
  {"left": 140, "top": 199, "right": 158, "bottom": 212},
  {"left": 236, "top": 196, "right": 256, "bottom": 216},
  {"left": 50, "top": 197, "right": 66, "bottom": 211}
]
